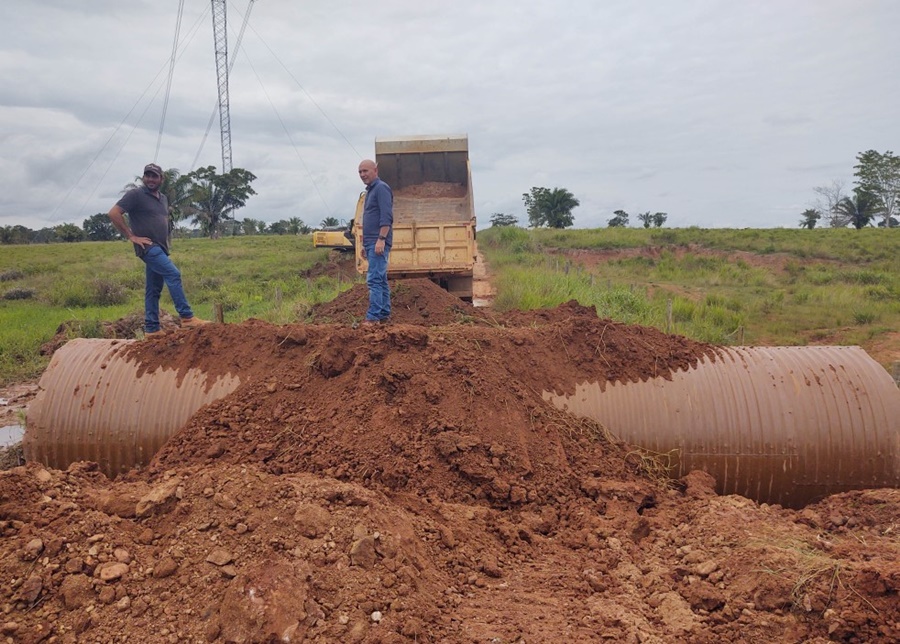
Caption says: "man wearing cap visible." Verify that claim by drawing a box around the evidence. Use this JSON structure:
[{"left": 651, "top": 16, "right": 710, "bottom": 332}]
[{"left": 108, "top": 163, "right": 209, "bottom": 338}]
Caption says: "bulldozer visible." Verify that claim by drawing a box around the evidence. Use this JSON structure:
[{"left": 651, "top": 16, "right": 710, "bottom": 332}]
[{"left": 311, "top": 223, "right": 354, "bottom": 252}]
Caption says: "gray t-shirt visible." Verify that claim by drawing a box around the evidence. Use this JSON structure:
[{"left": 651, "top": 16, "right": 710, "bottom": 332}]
[{"left": 116, "top": 187, "right": 170, "bottom": 256}]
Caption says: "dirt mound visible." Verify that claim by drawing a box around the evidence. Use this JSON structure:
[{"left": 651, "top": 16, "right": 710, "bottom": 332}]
[
  {"left": 1, "top": 280, "right": 897, "bottom": 643},
  {"left": 308, "top": 279, "right": 487, "bottom": 326},
  {"left": 39, "top": 312, "right": 178, "bottom": 356},
  {"left": 394, "top": 182, "right": 467, "bottom": 199},
  {"left": 301, "top": 252, "right": 358, "bottom": 282}
]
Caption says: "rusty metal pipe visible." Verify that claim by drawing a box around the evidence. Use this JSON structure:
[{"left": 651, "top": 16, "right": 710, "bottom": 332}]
[
  {"left": 24, "top": 341, "right": 899, "bottom": 508},
  {"left": 24, "top": 338, "right": 241, "bottom": 477},
  {"left": 545, "top": 346, "right": 900, "bottom": 508}
]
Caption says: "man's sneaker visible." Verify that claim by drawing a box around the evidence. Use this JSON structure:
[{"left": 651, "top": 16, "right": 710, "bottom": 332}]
[
  {"left": 180, "top": 316, "right": 210, "bottom": 328},
  {"left": 144, "top": 330, "right": 167, "bottom": 339}
]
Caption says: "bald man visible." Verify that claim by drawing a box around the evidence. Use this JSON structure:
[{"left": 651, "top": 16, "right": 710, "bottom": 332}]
[{"left": 357, "top": 159, "right": 393, "bottom": 324}]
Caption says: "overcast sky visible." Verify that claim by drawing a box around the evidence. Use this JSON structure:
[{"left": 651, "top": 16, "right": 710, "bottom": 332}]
[{"left": 2, "top": 0, "right": 898, "bottom": 231}]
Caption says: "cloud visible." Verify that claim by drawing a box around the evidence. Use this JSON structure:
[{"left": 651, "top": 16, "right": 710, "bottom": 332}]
[{"left": 1, "top": 0, "right": 898, "bottom": 231}]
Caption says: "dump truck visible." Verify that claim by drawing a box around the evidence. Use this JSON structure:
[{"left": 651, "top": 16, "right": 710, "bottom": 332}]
[{"left": 352, "top": 134, "right": 477, "bottom": 300}]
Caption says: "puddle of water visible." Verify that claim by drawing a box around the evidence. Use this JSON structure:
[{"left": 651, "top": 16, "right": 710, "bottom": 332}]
[{"left": 1, "top": 425, "right": 24, "bottom": 447}]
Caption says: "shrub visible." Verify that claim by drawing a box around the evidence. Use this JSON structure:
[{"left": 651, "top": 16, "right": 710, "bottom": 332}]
[
  {"left": 494, "top": 226, "right": 535, "bottom": 253},
  {"left": 91, "top": 279, "right": 128, "bottom": 306},
  {"left": 704, "top": 304, "right": 734, "bottom": 328},
  {"left": 671, "top": 298, "right": 695, "bottom": 323},
  {"left": 651, "top": 230, "right": 678, "bottom": 245},
  {"left": 0, "top": 270, "right": 24, "bottom": 282},
  {"left": 759, "top": 291, "right": 785, "bottom": 315},
  {"left": 841, "top": 270, "right": 886, "bottom": 285},
  {"left": 2, "top": 287, "right": 35, "bottom": 300},
  {"left": 46, "top": 280, "right": 92, "bottom": 307},
  {"left": 46, "top": 278, "right": 128, "bottom": 307},
  {"left": 864, "top": 285, "right": 894, "bottom": 302},
  {"left": 209, "top": 289, "right": 242, "bottom": 312},
  {"left": 806, "top": 269, "right": 835, "bottom": 285},
  {"left": 704, "top": 293, "right": 725, "bottom": 308}
]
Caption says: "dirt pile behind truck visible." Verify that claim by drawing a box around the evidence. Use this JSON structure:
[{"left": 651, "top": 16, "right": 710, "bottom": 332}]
[{"left": 1, "top": 279, "right": 897, "bottom": 643}]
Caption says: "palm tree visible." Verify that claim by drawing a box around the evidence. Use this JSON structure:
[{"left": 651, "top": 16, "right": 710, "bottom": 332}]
[
  {"left": 185, "top": 166, "right": 257, "bottom": 239},
  {"left": 320, "top": 216, "right": 340, "bottom": 228},
  {"left": 537, "top": 188, "right": 579, "bottom": 228},
  {"left": 287, "top": 217, "right": 304, "bottom": 235},
  {"left": 834, "top": 192, "right": 880, "bottom": 229},
  {"left": 160, "top": 169, "right": 194, "bottom": 230},
  {"left": 799, "top": 208, "right": 821, "bottom": 230}
]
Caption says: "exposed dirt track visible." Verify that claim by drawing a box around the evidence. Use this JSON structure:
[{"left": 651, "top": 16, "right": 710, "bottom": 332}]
[{"left": 1, "top": 279, "right": 898, "bottom": 643}]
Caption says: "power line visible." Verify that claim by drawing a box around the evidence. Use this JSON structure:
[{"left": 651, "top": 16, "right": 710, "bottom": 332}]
[
  {"left": 156, "top": 0, "right": 186, "bottom": 163},
  {"left": 236, "top": 45, "right": 335, "bottom": 216},
  {"left": 244, "top": 20, "right": 361, "bottom": 160},
  {"left": 60, "top": 7, "right": 210, "bottom": 221}
]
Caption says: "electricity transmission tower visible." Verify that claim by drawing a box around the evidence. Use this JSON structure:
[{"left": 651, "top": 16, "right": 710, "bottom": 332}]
[{"left": 210, "top": 0, "right": 233, "bottom": 173}]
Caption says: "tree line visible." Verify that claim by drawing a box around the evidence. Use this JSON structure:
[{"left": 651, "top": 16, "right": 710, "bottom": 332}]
[
  {"left": 490, "top": 187, "right": 666, "bottom": 229},
  {"left": 0, "top": 165, "right": 346, "bottom": 245},
  {"left": 802, "top": 150, "right": 900, "bottom": 229},
  {"left": 491, "top": 149, "right": 899, "bottom": 231},
  {"left": 7, "top": 149, "right": 896, "bottom": 244}
]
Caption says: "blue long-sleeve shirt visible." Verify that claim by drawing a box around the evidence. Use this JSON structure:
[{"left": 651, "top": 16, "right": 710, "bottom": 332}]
[{"left": 362, "top": 178, "right": 393, "bottom": 246}]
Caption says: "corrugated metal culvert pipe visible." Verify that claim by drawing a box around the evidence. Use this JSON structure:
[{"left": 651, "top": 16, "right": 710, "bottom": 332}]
[
  {"left": 24, "top": 340, "right": 899, "bottom": 508},
  {"left": 24, "top": 338, "right": 241, "bottom": 477},
  {"left": 545, "top": 346, "right": 900, "bottom": 508}
]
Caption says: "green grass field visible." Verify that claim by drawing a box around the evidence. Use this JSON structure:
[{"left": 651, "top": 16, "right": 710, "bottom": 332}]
[
  {"left": 1, "top": 227, "right": 897, "bottom": 386},
  {"left": 0, "top": 236, "right": 357, "bottom": 385},
  {"left": 477, "top": 226, "right": 899, "bottom": 364}
]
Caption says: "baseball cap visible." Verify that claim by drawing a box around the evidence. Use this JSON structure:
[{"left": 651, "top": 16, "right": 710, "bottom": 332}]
[{"left": 143, "top": 163, "right": 163, "bottom": 176}]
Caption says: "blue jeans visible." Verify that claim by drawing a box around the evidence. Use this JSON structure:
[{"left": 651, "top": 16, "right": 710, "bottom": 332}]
[
  {"left": 141, "top": 245, "right": 194, "bottom": 332},
  {"left": 364, "top": 242, "right": 391, "bottom": 321}
]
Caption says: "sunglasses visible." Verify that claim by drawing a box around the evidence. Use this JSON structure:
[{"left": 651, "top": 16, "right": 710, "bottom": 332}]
[{"left": 144, "top": 171, "right": 161, "bottom": 177}]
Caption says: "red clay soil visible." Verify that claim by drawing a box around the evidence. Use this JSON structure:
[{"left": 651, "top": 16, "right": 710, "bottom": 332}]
[{"left": 1, "top": 280, "right": 897, "bottom": 643}]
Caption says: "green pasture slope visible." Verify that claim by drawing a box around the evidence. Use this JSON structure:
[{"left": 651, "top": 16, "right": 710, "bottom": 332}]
[
  {"left": 1, "top": 227, "right": 898, "bottom": 386},
  {"left": 477, "top": 226, "right": 898, "bottom": 368},
  {"left": 0, "top": 236, "right": 354, "bottom": 385}
]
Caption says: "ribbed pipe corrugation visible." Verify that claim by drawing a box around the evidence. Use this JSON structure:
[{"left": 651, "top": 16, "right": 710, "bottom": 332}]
[
  {"left": 24, "top": 338, "right": 241, "bottom": 477},
  {"left": 544, "top": 346, "right": 900, "bottom": 508}
]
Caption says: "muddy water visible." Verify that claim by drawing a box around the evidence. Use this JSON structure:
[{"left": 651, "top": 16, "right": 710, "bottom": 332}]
[{"left": 1, "top": 425, "right": 24, "bottom": 447}]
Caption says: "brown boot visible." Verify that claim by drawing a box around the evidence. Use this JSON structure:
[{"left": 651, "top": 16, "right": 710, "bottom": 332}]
[
  {"left": 144, "top": 330, "right": 167, "bottom": 339},
  {"left": 180, "top": 316, "right": 210, "bottom": 328}
]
